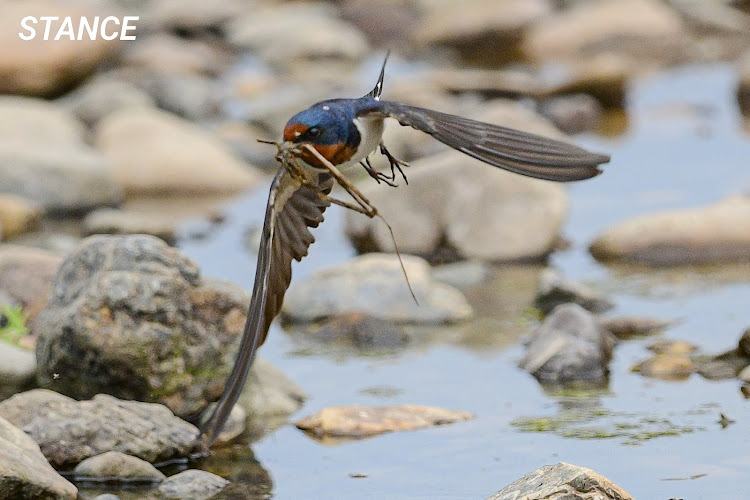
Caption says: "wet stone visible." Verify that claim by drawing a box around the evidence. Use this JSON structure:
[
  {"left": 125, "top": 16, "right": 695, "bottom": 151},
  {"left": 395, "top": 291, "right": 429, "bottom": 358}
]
[
  {"left": 738, "top": 365, "right": 750, "bottom": 384},
  {"left": 648, "top": 340, "right": 698, "bottom": 356},
  {"left": 157, "top": 469, "right": 228, "bottom": 500},
  {"left": 431, "top": 260, "right": 491, "bottom": 289},
  {"left": 537, "top": 94, "right": 604, "bottom": 135},
  {"left": 695, "top": 350, "right": 749, "bottom": 380},
  {"left": 485, "top": 462, "right": 633, "bottom": 500},
  {"left": 296, "top": 405, "right": 474, "bottom": 439},
  {"left": 0, "top": 415, "right": 77, "bottom": 500},
  {"left": 304, "top": 313, "right": 409, "bottom": 350},
  {"left": 238, "top": 358, "right": 307, "bottom": 421},
  {"left": 519, "top": 304, "right": 614, "bottom": 383},
  {"left": 600, "top": 316, "right": 674, "bottom": 340},
  {"left": 739, "top": 327, "right": 750, "bottom": 357},
  {"left": 73, "top": 451, "right": 166, "bottom": 483},
  {"left": 632, "top": 354, "right": 694, "bottom": 380},
  {"left": 0, "top": 389, "right": 199, "bottom": 470},
  {"left": 535, "top": 268, "right": 614, "bottom": 315}
]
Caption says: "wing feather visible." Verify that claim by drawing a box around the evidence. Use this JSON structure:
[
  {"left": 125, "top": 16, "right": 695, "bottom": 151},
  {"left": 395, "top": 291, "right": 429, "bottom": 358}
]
[
  {"left": 201, "top": 168, "right": 333, "bottom": 445},
  {"left": 368, "top": 102, "right": 610, "bottom": 182}
]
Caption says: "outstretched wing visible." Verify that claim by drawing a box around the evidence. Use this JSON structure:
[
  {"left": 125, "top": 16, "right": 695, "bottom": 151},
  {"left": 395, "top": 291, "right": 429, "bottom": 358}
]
[
  {"left": 201, "top": 167, "right": 333, "bottom": 446},
  {"left": 365, "top": 101, "right": 610, "bottom": 182}
]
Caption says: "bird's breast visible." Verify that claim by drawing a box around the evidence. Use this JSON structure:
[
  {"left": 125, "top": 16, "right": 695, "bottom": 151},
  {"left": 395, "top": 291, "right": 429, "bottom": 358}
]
[{"left": 350, "top": 115, "right": 385, "bottom": 164}]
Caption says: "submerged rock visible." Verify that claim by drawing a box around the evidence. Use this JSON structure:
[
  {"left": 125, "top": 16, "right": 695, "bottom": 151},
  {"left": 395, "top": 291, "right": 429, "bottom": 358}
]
[
  {"left": 0, "top": 390, "right": 199, "bottom": 469},
  {"left": 519, "top": 304, "right": 613, "bottom": 383},
  {"left": 590, "top": 196, "right": 750, "bottom": 265},
  {"left": 647, "top": 339, "right": 698, "bottom": 356},
  {"left": 302, "top": 313, "right": 409, "bottom": 350},
  {"left": 534, "top": 268, "right": 613, "bottom": 315},
  {"left": 485, "top": 462, "right": 632, "bottom": 500},
  {"left": 632, "top": 354, "right": 694, "bottom": 380},
  {"left": 296, "top": 405, "right": 474, "bottom": 439},
  {"left": 73, "top": 451, "right": 165, "bottom": 483},
  {"left": 0, "top": 415, "right": 77, "bottom": 500},
  {"left": 282, "top": 254, "right": 473, "bottom": 324},
  {"left": 600, "top": 316, "right": 674, "bottom": 340},
  {"left": 95, "top": 108, "right": 260, "bottom": 195},
  {"left": 35, "top": 235, "right": 249, "bottom": 417},
  {"left": 158, "top": 469, "right": 228, "bottom": 500}
]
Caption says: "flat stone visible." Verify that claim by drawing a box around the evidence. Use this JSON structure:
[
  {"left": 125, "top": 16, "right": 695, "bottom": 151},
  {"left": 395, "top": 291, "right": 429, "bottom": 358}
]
[
  {"left": 647, "top": 340, "right": 698, "bottom": 356},
  {"left": 158, "top": 470, "right": 228, "bottom": 500},
  {"left": 74, "top": 451, "right": 165, "bottom": 483},
  {"left": 590, "top": 196, "right": 750, "bottom": 265},
  {"left": 95, "top": 108, "right": 260, "bottom": 195},
  {"left": 519, "top": 304, "right": 613, "bottom": 383},
  {"left": 0, "top": 415, "right": 77, "bottom": 500},
  {"left": 600, "top": 316, "right": 674, "bottom": 340},
  {"left": 0, "top": 195, "right": 42, "bottom": 240},
  {"left": 347, "top": 101, "right": 571, "bottom": 262},
  {"left": 282, "top": 254, "right": 473, "bottom": 324},
  {"left": 485, "top": 462, "right": 633, "bottom": 500},
  {"left": 296, "top": 405, "right": 474, "bottom": 439},
  {"left": 524, "top": 0, "right": 688, "bottom": 65},
  {"left": 0, "top": 389, "right": 199, "bottom": 469},
  {"left": 0, "top": 1, "right": 122, "bottom": 97},
  {"left": 535, "top": 268, "right": 613, "bottom": 315},
  {"left": 35, "top": 235, "right": 249, "bottom": 417},
  {"left": 632, "top": 354, "right": 694, "bottom": 380}
]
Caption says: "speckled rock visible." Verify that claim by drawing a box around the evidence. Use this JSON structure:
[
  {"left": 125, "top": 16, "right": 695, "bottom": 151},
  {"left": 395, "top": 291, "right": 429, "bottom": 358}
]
[
  {"left": 157, "top": 470, "right": 228, "bottom": 500},
  {"left": 590, "top": 196, "right": 750, "bottom": 265},
  {"left": 35, "top": 235, "right": 249, "bottom": 417},
  {"left": 95, "top": 108, "right": 260, "bottom": 195},
  {"left": 0, "top": 1, "right": 122, "bottom": 97},
  {"left": 0, "top": 415, "right": 77, "bottom": 499},
  {"left": 282, "top": 254, "right": 473, "bottom": 324},
  {"left": 485, "top": 462, "right": 632, "bottom": 500},
  {"left": 0, "top": 390, "right": 199, "bottom": 469},
  {"left": 73, "top": 451, "right": 165, "bottom": 483},
  {"left": 519, "top": 304, "right": 614, "bottom": 383}
]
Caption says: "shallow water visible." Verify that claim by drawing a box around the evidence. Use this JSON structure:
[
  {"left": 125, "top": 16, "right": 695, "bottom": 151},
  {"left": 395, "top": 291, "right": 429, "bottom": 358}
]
[{"left": 168, "top": 64, "right": 750, "bottom": 500}]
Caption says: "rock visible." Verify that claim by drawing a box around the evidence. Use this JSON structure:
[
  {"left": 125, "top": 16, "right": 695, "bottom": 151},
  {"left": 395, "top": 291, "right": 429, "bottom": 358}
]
[
  {"left": 93, "top": 495, "right": 121, "bottom": 500},
  {"left": 538, "top": 94, "right": 604, "bottom": 135},
  {"left": 0, "top": 342, "right": 36, "bottom": 391},
  {"left": 519, "top": 304, "right": 614, "bottom": 383},
  {"left": 0, "top": 415, "right": 77, "bottom": 500},
  {"left": 296, "top": 405, "right": 474, "bottom": 439},
  {"left": 0, "top": 245, "right": 62, "bottom": 326},
  {"left": 340, "top": 0, "right": 419, "bottom": 47},
  {"left": 158, "top": 470, "right": 228, "bottom": 500},
  {"left": 632, "top": 354, "right": 694, "bottom": 380},
  {"left": 695, "top": 350, "right": 749, "bottom": 380},
  {"left": 95, "top": 108, "right": 260, "bottom": 195},
  {"left": 647, "top": 339, "right": 698, "bottom": 355},
  {"left": 209, "top": 404, "right": 246, "bottom": 446},
  {"left": 413, "top": 0, "right": 550, "bottom": 64},
  {"left": 431, "top": 260, "right": 491, "bottom": 289},
  {"left": 123, "top": 34, "right": 234, "bottom": 77},
  {"left": 304, "top": 313, "right": 409, "bottom": 350},
  {"left": 60, "top": 78, "right": 154, "bottom": 128},
  {"left": 485, "top": 462, "right": 632, "bottom": 500},
  {"left": 83, "top": 208, "right": 179, "bottom": 244},
  {"left": 544, "top": 55, "right": 632, "bottom": 108},
  {"left": 347, "top": 101, "right": 571, "bottom": 262},
  {"left": 534, "top": 269, "right": 613, "bottom": 315},
  {"left": 227, "top": 3, "right": 369, "bottom": 68},
  {"left": 282, "top": 254, "right": 473, "bottom": 324},
  {"left": 590, "top": 196, "right": 750, "bottom": 265},
  {"left": 739, "top": 327, "right": 750, "bottom": 357},
  {"left": 0, "top": 389, "right": 199, "bottom": 469},
  {"left": 145, "top": 0, "right": 246, "bottom": 34},
  {"left": 0, "top": 1, "right": 122, "bottom": 97},
  {"left": 740, "top": 52, "right": 750, "bottom": 115},
  {"left": 600, "top": 316, "right": 674, "bottom": 339},
  {"left": 0, "top": 195, "right": 42, "bottom": 240},
  {"left": 524, "top": 0, "right": 689, "bottom": 65},
  {"left": 238, "top": 358, "right": 307, "bottom": 420},
  {"left": 35, "top": 235, "right": 249, "bottom": 417},
  {"left": 74, "top": 451, "right": 165, "bottom": 483},
  {"left": 0, "top": 97, "right": 122, "bottom": 213},
  {"left": 739, "top": 365, "right": 750, "bottom": 383}
]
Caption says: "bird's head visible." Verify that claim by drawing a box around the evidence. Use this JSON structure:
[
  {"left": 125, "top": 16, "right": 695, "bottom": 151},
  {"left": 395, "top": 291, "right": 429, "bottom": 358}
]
[{"left": 282, "top": 101, "right": 359, "bottom": 167}]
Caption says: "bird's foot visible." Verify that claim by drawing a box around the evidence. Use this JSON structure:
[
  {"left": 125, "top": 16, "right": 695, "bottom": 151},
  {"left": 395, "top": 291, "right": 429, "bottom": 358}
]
[
  {"left": 360, "top": 158, "right": 398, "bottom": 187},
  {"left": 379, "top": 144, "right": 409, "bottom": 185}
]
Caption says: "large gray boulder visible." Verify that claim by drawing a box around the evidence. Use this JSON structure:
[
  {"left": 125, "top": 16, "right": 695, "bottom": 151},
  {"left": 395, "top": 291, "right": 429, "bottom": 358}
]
[
  {"left": 519, "top": 304, "right": 614, "bottom": 383},
  {"left": 35, "top": 235, "right": 249, "bottom": 417},
  {"left": 0, "top": 389, "right": 199, "bottom": 470},
  {"left": 0, "top": 415, "right": 77, "bottom": 499}
]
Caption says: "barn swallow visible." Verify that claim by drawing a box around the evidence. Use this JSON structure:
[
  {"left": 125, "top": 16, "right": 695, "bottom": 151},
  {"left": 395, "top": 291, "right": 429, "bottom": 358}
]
[{"left": 200, "top": 53, "right": 610, "bottom": 446}]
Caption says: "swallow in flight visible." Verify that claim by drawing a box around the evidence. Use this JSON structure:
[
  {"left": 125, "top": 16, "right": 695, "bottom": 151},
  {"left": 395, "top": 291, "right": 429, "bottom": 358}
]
[{"left": 200, "top": 53, "right": 610, "bottom": 446}]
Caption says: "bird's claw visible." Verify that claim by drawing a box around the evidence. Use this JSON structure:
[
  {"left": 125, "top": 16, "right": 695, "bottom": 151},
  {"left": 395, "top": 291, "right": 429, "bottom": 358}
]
[
  {"left": 360, "top": 159, "right": 398, "bottom": 187},
  {"left": 379, "top": 144, "right": 410, "bottom": 185}
]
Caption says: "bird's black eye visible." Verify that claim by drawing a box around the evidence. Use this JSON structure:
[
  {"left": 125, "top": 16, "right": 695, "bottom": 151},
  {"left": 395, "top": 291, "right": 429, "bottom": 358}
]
[{"left": 307, "top": 127, "right": 321, "bottom": 138}]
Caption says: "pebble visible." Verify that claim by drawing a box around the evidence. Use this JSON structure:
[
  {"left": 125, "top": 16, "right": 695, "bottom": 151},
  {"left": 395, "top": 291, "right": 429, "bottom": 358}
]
[
  {"left": 157, "top": 470, "right": 229, "bottom": 500},
  {"left": 73, "top": 451, "right": 166, "bottom": 483}
]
